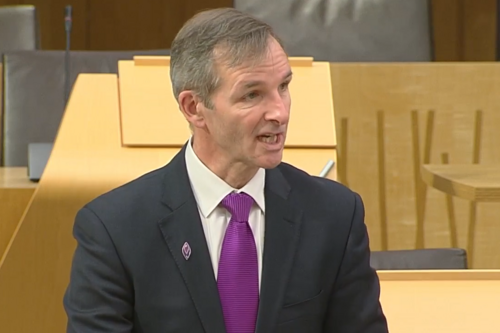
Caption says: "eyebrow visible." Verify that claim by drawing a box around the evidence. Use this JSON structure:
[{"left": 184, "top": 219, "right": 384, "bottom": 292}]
[
  {"left": 282, "top": 70, "right": 294, "bottom": 81},
  {"left": 238, "top": 70, "right": 294, "bottom": 90}
]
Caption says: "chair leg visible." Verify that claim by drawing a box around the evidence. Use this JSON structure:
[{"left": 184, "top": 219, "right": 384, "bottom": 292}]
[
  {"left": 412, "top": 109, "right": 435, "bottom": 249},
  {"left": 467, "top": 109, "right": 483, "bottom": 267},
  {"left": 377, "top": 110, "right": 388, "bottom": 250},
  {"left": 441, "top": 152, "right": 458, "bottom": 248}
]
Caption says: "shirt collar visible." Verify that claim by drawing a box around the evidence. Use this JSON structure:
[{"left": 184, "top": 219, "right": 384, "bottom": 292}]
[{"left": 184, "top": 137, "right": 266, "bottom": 218}]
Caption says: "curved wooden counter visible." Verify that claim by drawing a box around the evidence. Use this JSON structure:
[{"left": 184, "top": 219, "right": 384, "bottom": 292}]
[
  {"left": 0, "top": 167, "right": 36, "bottom": 259},
  {"left": 0, "top": 58, "right": 338, "bottom": 332},
  {"left": 421, "top": 164, "right": 500, "bottom": 202},
  {"left": 378, "top": 269, "right": 500, "bottom": 332}
]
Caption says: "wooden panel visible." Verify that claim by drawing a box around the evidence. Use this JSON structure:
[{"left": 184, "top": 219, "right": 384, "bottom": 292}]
[
  {"left": 184, "top": 0, "right": 233, "bottom": 17},
  {"left": 0, "top": 188, "right": 33, "bottom": 257},
  {"left": 431, "top": 0, "right": 498, "bottom": 61},
  {"left": 463, "top": 0, "right": 498, "bottom": 61},
  {"left": 118, "top": 58, "right": 190, "bottom": 146},
  {"left": 88, "top": 0, "right": 174, "bottom": 50},
  {"left": 378, "top": 270, "right": 500, "bottom": 333},
  {"left": 0, "top": 0, "right": 232, "bottom": 50},
  {"left": 1, "top": 0, "right": 497, "bottom": 56},
  {"left": 87, "top": 0, "right": 232, "bottom": 51},
  {"left": 331, "top": 63, "right": 500, "bottom": 268},
  {"left": 0, "top": 0, "right": 90, "bottom": 50},
  {"left": 120, "top": 57, "right": 336, "bottom": 148},
  {"left": 431, "top": 0, "right": 462, "bottom": 61},
  {"left": 287, "top": 61, "right": 336, "bottom": 147},
  {"left": 0, "top": 167, "right": 36, "bottom": 259},
  {"left": 0, "top": 0, "right": 20, "bottom": 4}
]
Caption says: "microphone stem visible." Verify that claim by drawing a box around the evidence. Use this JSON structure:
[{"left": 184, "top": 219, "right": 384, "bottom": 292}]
[{"left": 64, "top": 29, "right": 71, "bottom": 105}]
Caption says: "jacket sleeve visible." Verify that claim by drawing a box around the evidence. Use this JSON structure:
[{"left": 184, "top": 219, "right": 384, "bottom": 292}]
[
  {"left": 63, "top": 206, "right": 134, "bottom": 333},
  {"left": 323, "top": 192, "right": 389, "bottom": 332}
]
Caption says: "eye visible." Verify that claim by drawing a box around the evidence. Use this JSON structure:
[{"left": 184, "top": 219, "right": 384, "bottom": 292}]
[
  {"left": 244, "top": 91, "right": 259, "bottom": 100},
  {"left": 279, "top": 81, "right": 290, "bottom": 92}
]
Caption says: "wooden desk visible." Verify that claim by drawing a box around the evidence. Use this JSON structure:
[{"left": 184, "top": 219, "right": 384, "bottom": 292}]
[
  {"left": 0, "top": 61, "right": 337, "bottom": 332},
  {"left": 0, "top": 167, "right": 37, "bottom": 259},
  {"left": 378, "top": 270, "right": 500, "bottom": 332},
  {"left": 421, "top": 164, "right": 500, "bottom": 202}
]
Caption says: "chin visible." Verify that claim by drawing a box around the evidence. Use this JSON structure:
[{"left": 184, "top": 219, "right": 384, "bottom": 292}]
[{"left": 257, "top": 152, "right": 283, "bottom": 169}]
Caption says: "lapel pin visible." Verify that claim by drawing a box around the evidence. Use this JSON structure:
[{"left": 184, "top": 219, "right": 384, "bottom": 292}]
[{"left": 182, "top": 242, "right": 192, "bottom": 260}]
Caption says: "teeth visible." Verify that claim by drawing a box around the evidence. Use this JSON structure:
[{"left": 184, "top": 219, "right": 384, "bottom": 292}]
[{"left": 259, "top": 134, "right": 278, "bottom": 143}]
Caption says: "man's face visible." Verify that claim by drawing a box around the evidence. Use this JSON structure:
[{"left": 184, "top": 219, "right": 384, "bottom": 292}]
[{"left": 201, "top": 38, "right": 292, "bottom": 170}]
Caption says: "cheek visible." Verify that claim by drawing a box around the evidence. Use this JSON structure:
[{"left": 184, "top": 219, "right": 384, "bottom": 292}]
[
  {"left": 203, "top": 111, "right": 217, "bottom": 129},
  {"left": 217, "top": 118, "right": 245, "bottom": 144},
  {"left": 236, "top": 113, "right": 261, "bottom": 139},
  {"left": 284, "top": 92, "right": 292, "bottom": 108}
]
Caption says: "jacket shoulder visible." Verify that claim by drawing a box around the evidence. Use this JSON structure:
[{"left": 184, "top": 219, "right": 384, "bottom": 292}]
[
  {"left": 276, "top": 162, "right": 362, "bottom": 218},
  {"left": 277, "top": 162, "right": 356, "bottom": 197},
  {"left": 82, "top": 166, "right": 167, "bottom": 221}
]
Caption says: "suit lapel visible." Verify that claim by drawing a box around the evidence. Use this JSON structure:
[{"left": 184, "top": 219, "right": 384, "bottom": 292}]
[
  {"left": 256, "top": 167, "right": 303, "bottom": 333},
  {"left": 158, "top": 146, "right": 226, "bottom": 333}
]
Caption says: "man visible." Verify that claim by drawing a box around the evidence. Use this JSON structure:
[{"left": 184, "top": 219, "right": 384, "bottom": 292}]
[{"left": 64, "top": 7, "right": 388, "bottom": 333}]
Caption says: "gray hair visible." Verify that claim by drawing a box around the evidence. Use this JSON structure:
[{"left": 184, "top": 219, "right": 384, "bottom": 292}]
[{"left": 170, "top": 8, "right": 284, "bottom": 109}]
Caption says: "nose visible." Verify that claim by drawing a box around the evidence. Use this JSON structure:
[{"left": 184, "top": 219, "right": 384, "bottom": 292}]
[{"left": 264, "top": 92, "right": 290, "bottom": 126}]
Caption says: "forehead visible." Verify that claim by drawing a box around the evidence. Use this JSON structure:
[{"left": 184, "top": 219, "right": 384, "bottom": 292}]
[{"left": 215, "top": 39, "right": 290, "bottom": 86}]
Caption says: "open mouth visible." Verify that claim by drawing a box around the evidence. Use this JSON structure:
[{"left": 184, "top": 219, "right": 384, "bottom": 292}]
[
  {"left": 257, "top": 133, "right": 284, "bottom": 149},
  {"left": 257, "top": 134, "right": 279, "bottom": 144}
]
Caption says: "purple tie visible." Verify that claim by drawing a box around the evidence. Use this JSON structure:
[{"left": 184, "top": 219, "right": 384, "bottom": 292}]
[{"left": 218, "top": 192, "right": 259, "bottom": 333}]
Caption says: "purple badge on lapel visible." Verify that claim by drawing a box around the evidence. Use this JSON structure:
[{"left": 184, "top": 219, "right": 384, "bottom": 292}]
[{"left": 182, "top": 242, "right": 191, "bottom": 260}]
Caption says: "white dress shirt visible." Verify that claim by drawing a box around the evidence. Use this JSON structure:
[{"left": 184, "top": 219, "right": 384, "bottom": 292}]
[{"left": 184, "top": 137, "right": 265, "bottom": 290}]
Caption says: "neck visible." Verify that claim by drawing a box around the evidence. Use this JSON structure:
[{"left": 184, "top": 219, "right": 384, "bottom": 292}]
[{"left": 191, "top": 135, "right": 257, "bottom": 189}]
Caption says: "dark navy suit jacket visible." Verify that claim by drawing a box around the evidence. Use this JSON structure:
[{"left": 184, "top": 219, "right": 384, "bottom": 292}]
[{"left": 63, "top": 146, "right": 388, "bottom": 332}]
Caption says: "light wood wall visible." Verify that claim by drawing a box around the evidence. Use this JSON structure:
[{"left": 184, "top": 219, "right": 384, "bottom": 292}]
[{"left": 331, "top": 62, "right": 500, "bottom": 269}]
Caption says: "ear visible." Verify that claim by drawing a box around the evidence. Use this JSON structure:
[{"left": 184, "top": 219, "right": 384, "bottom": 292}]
[{"left": 178, "top": 91, "right": 206, "bottom": 129}]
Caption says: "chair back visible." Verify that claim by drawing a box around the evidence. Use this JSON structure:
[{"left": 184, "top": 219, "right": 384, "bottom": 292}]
[
  {"left": 234, "top": 0, "right": 433, "bottom": 61},
  {"left": 370, "top": 248, "right": 468, "bottom": 270},
  {"left": 0, "top": 5, "right": 40, "bottom": 53},
  {"left": 1, "top": 49, "right": 170, "bottom": 166}
]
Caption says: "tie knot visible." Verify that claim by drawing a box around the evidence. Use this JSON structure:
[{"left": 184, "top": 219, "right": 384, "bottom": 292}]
[{"left": 221, "top": 192, "right": 254, "bottom": 222}]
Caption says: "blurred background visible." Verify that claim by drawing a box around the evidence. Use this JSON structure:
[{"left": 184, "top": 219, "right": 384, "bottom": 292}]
[
  {"left": 2, "top": 0, "right": 500, "bottom": 266},
  {"left": 0, "top": 0, "right": 498, "bottom": 60},
  {"left": 2, "top": 1, "right": 500, "bottom": 331}
]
